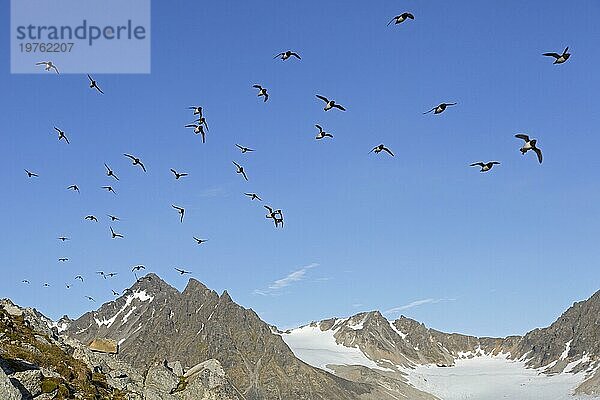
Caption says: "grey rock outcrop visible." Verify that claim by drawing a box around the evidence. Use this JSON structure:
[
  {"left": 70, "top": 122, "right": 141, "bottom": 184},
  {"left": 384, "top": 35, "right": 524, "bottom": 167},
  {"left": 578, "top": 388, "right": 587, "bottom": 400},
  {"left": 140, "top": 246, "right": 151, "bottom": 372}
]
[{"left": 0, "top": 366, "right": 21, "bottom": 400}]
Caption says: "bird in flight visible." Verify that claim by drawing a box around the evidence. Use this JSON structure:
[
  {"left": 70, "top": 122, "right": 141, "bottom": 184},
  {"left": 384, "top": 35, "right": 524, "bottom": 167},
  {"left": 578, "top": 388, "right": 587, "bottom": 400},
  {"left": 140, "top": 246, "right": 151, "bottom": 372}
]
[
  {"left": 24, "top": 169, "right": 39, "bottom": 178},
  {"left": 75, "top": 275, "right": 84, "bottom": 282},
  {"left": 515, "top": 134, "right": 543, "bottom": 164},
  {"left": 316, "top": 95, "right": 346, "bottom": 112},
  {"left": 543, "top": 47, "right": 571, "bottom": 64},
  {"left": 106, "top": 272, "right": 118, "bottom": 278},
  {"left": 232, "top": 161, "right": 248, "bottom": 181},
  {"left": 57, "top": 236, "right": 70, "bottom": 242},
  {"left": 274, "top": 50, "right": 301, "bottom": 61},
  {"left": 369, "top": 144, "right": 395, "bottom": 157},
  {"left": 124, "top": 154, "right": 147, "bottom": 172},
  {"left": 170, "top": 169, "right": 188, "bottom": 180},
  {"left": 112, "top": 290, "right": 120, "bottom": 296},
  {"left": 58, "top": 257, "right": 69, "bottom": 262},
  {"left": 388, "top": 12, "right": 415, "bottom": 26},
  {"left": 85, "top": 215, "right": 98, "bottom": 222},
  {"left": 102, "top": 186, "right": 117, "bottom": 195},
  {"left": 67, "top": 184, "right": 80, "bottom": 193},
  {"left": 108, "top": 214, "right": 120, "bottom": 221},
  {"left": 423, "top": 103, "right": 457, "bottom": 115},
  {"left": 43, "top": 283, "right": 50, "bottom": 287},
  {"left": 54, "top": 127, "right": 70, "bottom": 144},
  {"left": 185, "top": 123, "right": 207, "bottom": 143},
  {"left": 265, "top": 206, "right": 284, "bottom": 228},
  {"left": 253, "top": 85, "right": 269, "bottom": 102},
  {"left": 189, "top": 106, "right": 203, "bottom": 116},
  {"left": 132, "top": 265, "right": 145, "bottom": 272},
  {"left": 193, "top": 237, "right": 208, "bottom": 245},
  {"left": 174, "top": 267, "right": 192, "bottom": 275},
  {"left": 315, "top": 124, "right": 333, "bottom": 140},
  {"left": 87, "top": 74, "right": 104, "bottom": 94},
  {"left": 85, "top": 296, "right": 95, "bottom": 302},
  {"left": 110, "top": 226, "right": 124, "bottom": 239},
  {"left": 172, "top": 205, "right": 185, "bottom": 223},
  {"left": 97, "top": 271, "right": 106, "bottom": 279},
  {"left": 236, "top": 144, "right": 255, "bottom": 153},
  {"left": 104, "top": 163, "right": 119, "bottom": 180},
  {"left": 36, "top": 61, "right": 59, "bottom": 74},
  {"left": 244, "top": 193, "right": 262, "bottom": 201},
  {"left": 470, "top": 161, "right": 500, "bottom": 173},
  {"left": 195, "top": 116, "right": 209, "bottom": 131},
  {"left": 66, "top": 284, "right": 71, "bottom": 289},
  {"left": 22, "top": 279, "right": 30, "bottom": 284}
]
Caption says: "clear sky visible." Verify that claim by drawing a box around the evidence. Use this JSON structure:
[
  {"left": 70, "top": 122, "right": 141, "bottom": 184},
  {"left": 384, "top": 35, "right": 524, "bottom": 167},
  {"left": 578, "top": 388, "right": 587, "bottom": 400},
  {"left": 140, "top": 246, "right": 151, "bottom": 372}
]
[{"left": 1, "top": 0, "right": 599, "bottom": 338}]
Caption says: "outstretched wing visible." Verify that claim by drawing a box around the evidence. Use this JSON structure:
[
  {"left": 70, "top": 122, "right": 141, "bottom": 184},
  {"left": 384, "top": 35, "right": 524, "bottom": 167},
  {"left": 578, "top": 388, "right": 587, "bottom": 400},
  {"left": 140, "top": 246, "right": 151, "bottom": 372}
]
[
  {"left": 543, "top": 52, "right": 560, "bottom": 58},
  {"left": 515, "top": 134, "right": 530, "bottom": 141},
  {"left": 316, "top": 94, "right": 329, "bottom": 103},
  {"left": 533, "top": 147, "right": 543, "bottom": 164}
]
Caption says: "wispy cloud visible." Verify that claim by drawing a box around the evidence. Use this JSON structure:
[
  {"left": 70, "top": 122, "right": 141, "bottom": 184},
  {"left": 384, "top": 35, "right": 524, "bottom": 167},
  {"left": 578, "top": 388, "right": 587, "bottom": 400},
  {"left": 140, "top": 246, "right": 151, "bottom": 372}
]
[
  {"left": 254, "top": 263, "right": 319, "bottom": 296},
  {"left": 384, "top": 298, "right": 455, "bottom": 315}
]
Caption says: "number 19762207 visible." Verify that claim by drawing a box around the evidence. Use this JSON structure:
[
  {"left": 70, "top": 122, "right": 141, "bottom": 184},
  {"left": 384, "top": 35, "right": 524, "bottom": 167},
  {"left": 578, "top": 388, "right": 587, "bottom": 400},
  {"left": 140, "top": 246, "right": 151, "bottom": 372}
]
[{"left": 20, "top": 42, "right": 74, "bottom": 52}]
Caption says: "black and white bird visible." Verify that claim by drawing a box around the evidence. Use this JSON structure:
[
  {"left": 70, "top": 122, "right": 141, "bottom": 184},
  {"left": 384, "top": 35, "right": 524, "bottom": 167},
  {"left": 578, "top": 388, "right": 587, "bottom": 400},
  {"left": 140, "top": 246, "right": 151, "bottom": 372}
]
[
  {"left": 470, "top": 161, "right": 500, "bottom": 172},
  {"left": 112, "top": 290, "right": 120, "bottom": 296},
  {"left": 85, "top": 296, "right": 95, "bottom": 302},
  {"left": 124, "top": 154, "right": 147, "bottom": 172},
  {"left": 244, "top": 193, "right": 262, "bottom": 201},
  {"left": 67, "top": 184, "right": 80, "bottom": 193},
  {"left": 54, "top": 127, "right": 70, "bottom": 144},
  {"left": 236, "top": 144, "right": 255, "bottom": 153},
  {"left": 87, "top": 74, "right": 104, "bottom": 94},
  {"left": 36, "top": 61, "right": 59, "bottom": 74},
  {"left": 515, "top": 134, "right": 543, "bottom": 164},
  {"left": 174, "top": 267, "right": 192, "bottom": 275},
  {"left": 172, "top": 205, "right": 185, "bottom": 223},
  {"left": 104, "top": 163, "right": 119, "bottom": 180},
  {"left": 170, "top": 169, "right": 188, "bottom": 179},
  {"left": 184, "top": 123, "right": 206, "bottom": 143},
  {"left": 22, "top": 279, "right": 30, "bottom": 284},
  {"left": 97, "top": 271, "right": 106, "bottom": 279},
  {"left": 43, "top": 283, "right": 50, "bottom": 287},
  {"left": 85, "top": 215, "right": 98, "bottom": 222},
  {"left": 24, "top": 169, "right": 39, "bottom": 178},
  {"left": 233, "top": 161, "right": 248, "bottom": 181},
  {"left": 253, "top": 85, "right": 269, "bottom": 102},
  {"left": 102, "top": 186, "right": 117, "bottom": 195},
  {"left": 387, "top": 12, "right": 415, "bottom": 26},
  {"left": 58, "top": 236, "right": 70, "bottom": 242},
  {"left": 316, "top": 95, "right": 346, "bottom": 111},
  {"left": 75, "top": 275, "right": 84, "bottom": 282},
  {"left": 108, "top": 214, "right": 120, "bottom": 221},
  {"left": 110, "top": 226, "right": 124, "bottom": 239},
  {"left": 193, "top": 237, "right": 208, "bottom": 245},
  {"left": 315, "top": 124, "right": 333, "bottom": 140},
  {"left": 423, "top": 103, "right": 457, "bottom": 115},
  {"left": 274, "top": 50, "right": 301, "bottom": 61},
  {"left": 132, "top": 265, "right": 146, "bottom": 272},
  {"left": 543, "top": 47, "right": 571, "bottom": 64},
  {"left": 369, "top": 144, "right": 394, "bottom": 157},
  {"left": 58, "top": 257, "right": 69, "bottom": 262}
]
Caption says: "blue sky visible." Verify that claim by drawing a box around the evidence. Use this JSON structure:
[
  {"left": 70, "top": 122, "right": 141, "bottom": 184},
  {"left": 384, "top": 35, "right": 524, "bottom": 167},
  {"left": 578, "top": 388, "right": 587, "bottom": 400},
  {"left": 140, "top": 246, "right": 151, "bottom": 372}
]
[{"left": 1, "top": 0, "right": 599, "bottom": 338}]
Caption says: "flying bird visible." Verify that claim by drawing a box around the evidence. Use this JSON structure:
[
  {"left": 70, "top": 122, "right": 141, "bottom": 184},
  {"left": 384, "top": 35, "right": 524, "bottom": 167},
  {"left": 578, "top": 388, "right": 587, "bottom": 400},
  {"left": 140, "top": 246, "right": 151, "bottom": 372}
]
[
  {"left": 316, "top": 95, "right": 346, "bottom": 111},
  {"left": 75, "top": 275, "right": 84, "bottom": 282},
  {"left": 543, "top": 47, "right": 571, "bottom": 64},
  {"left": 85, "top": 215, "right": 98, "bottom": 222},
  {"left": 43, "top": 283, "right": 50, "bottom": 287},
  {"left": 132, "top": 265, "right": 145, "bottom": 272},
  {"left": 87, "top": 74, "right": 104, "bottom": 94},
  {"left": 112, "top": 290, "right": 120, "bottom": 296},
  {"left": 174, "top": 267, "right": 192, "bottom": 275},
  {"left": 515, "top": 134, "right": 543, "bottom": 164},
  {"left": 388, "top": 12, "right": 415, "bottom": 25},
  {"left": 315, "top": 124, "right": 333, "bottom": 140},
  {"left": 172, "top": 205, "right": 185, "bottom": 223},
  {"left": 274, "top": 50, "right": 301, "bottom": 61},
  {"left": 58, "top": 258, "right": 69, "bottom": 262},
  {"left": 110, "top": 226, "right": 124, "bottom": 239},
  {"left": 232, "top": 161, "right": 248, "bottom": 181},
  {"left": 108, "top": 214, "right": 120, "bottom": 221},
  {"left": 96, "top": 271, "right": 106, "bottom": 279},
  {"left": 193, "top": 237, "right": 208, "bottom": 245},
  {"left": 67, "top": 184, "right": 80, "bottom": 193},
  {"left": 369, "top": 144, "right": 395, "bottom": 157},
  {"left": 244, "top": 193, "right": 262, "bottom": 201},
  {"left": 195, "top": 116, "right": 209, "bottom": 131},
  {"left": 424, "top": 103, "right": 457, "bottom": 115},
  {"left": 253, "top": 85, "right": 269, "bottom": 102},
  {"left": 57, "top": 236, "right": 70, "bottom": 241},
  {"left": 85, "top": 296, "right": 95, "bottom": 302},
  {"left": 170, "top": 169, "right": 188, "bottom": 180},
  {"left": 66, "top": 284, "right": 71, "bottom": 289},
  {"left": 36, "top": 61, "right": 59, "bottom": 74},
  {"left": 236, "top": 144, "right": 255, "bottom": 153},
  {"left": 188, "top": 106, "right": 203, "bottom": 116},
  {"left": 22, "top": 280, "right": 30, "bottom": 284},
  {"left": 185, "top": 123, "right": 206, "bottom": 143},
  {"left": 470, "top": 161, "right": 500, "bottom": 172},
  {"left": 102, "top": 186, "right": 117, "bottom": 195},
  {"left": 106, "top": 272, "right": 118, "bottom": 278},
  {"left": 124, "top": 154, "right": 147, "bottom": 172},
  {"left": 53, "top": 127, "right": 70, "bottom": 144},
  {"left": 24, "top": 169, "right": 39, "bottom": 178},
  {"left": 104, "top": 163, "right": 119, "bottom": 180}
]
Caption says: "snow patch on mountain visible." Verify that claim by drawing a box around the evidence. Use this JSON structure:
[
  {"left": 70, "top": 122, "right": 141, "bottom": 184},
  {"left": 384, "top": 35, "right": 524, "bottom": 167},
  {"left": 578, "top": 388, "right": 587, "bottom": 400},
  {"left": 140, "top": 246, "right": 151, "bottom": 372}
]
[{"left": 93, "top": 290, "right": 154, "bottom": 328}]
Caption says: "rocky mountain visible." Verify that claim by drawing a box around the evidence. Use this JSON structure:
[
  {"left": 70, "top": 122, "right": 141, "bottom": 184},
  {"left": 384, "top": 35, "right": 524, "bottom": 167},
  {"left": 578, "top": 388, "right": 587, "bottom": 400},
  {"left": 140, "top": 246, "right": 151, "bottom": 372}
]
[{"left": 66, "top": 273, "right": 405, "bottom": 400}]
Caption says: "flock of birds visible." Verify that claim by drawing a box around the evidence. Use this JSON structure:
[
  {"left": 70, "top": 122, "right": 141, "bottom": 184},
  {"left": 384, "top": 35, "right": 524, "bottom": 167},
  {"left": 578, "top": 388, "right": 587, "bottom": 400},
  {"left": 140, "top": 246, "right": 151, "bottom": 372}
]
[{"left": 24, "top": 12, "right": 571, "bottom": 303}]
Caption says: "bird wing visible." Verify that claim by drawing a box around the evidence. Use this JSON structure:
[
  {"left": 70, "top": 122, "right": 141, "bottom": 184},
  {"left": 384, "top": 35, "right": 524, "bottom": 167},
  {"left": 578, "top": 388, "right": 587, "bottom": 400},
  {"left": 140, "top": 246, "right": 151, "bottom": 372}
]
[
  {"left": 273, "top": 52, "right": 284, "bottom": 58},
  {"left": 316, "top": 95, "right": 329, "bottom": 103},
  {"left": 315, "top": 124, "right": 323, "bottom": 132},
  {"left": 383, "top": 147, "right": 395, "bottom": 156},
  {"left": 515, "top": 134, "right": 530, "bottom": 141},
  {"left": 232, "top": 161, "right": 241, "bottom": 168},
  {"left": 264, "top": 93, "right": 269, "bottom": 102},
  {"left": 64, "top": 135, "right": 70, "bottom": 144},
  {"left": 470, "top": 162, "right": 485, "bottom": 167},
  {"left": 253, "top": 84, "right": 262, "bottom": 89},
  {"left": 291, "top": 52, "right": 301, "bottom": 59},
  {"left": 563, "top": 46, "right": 569, "bottom": 54},
  {"left": 387, "top": 17, "right": 397, "bottom": 26},
  {"left": 405, "top": 13, "right": 415, "bottom": 19},
  {"left": 139, "top": 162, "right": 147, "bottom": 172},
  {"left": 333, "top": 104, "right": 346, "bottom": 111},
  {"left": 185, "top": 124, "right": 197, "bottom": 128},
  {"left": 423, "top": 107, "right": 436, "bottom": 114},
  {"left": 543, "top": 52, "right": 560, "bottom": 58},
  {"left": 242, "top": 171, "right": 248, "bottom": 180},
  {"left": 87, "top": 74, "right": 93, "bottom": 82},
  {"left": 264, "top": 205, "right": 273, "bottom": 213},
  {"left": 170, "top": 168, "right": 177, "bottom": 175},
  {"left": 124, "top": 154, "right": 135, "bottom": 161},
  {"left": 51, "top": 65, "right": 59, "bottom": 74},
  {"left": 491, "top": 161, "right": 501, "bottom": 165},
  {"left": 533, "top": 147, "right": 543, "bottom": 164},
  {"left": 36, "top": 62, "right": 47, "bottom": 65},
  {"left": 96, "top": 86, "right": 104, "bottom": 94}
]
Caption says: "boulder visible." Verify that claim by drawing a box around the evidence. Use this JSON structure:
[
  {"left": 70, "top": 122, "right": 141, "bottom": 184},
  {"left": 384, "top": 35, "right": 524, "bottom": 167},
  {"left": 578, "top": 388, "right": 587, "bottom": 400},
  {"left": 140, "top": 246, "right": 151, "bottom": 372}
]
[
  {"left": 88, "top": 338, "right": 118, "bottom": 354},
  {"left": 11, "top": 369, "right": 43, "bottom": 397},
  {"left": 0, "top": 366, "right": 20, "bottom": 400}
]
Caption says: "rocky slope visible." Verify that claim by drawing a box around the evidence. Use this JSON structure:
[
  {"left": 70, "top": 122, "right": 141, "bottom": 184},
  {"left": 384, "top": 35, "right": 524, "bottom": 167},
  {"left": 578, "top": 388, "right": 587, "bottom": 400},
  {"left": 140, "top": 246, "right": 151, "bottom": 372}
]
[{"left": 66, "top": 273, "right": 397, "bottom": 400}]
